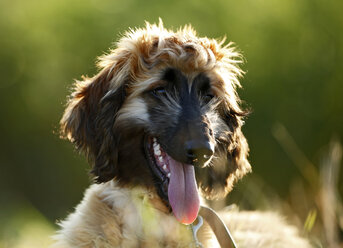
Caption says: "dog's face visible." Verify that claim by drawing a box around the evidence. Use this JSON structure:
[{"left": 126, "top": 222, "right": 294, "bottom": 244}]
[{"left": 60, "top": 22, "right": 251, "bottom": 224}]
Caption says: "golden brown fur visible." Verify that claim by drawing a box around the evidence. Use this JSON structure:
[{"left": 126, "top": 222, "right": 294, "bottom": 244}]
[
  {"left": 53, "top": 182, "right": 311, "bottom": 247},
  {"left": 60, "top": 21, "right": 250, "bottom": 197},
  {"left": 54, "top": 21, "right": 311, "bottom": 247}
]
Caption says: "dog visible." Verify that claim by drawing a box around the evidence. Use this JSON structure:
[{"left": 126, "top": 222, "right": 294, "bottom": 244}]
[{"left": 53, "top": 21, "right": 311, "bottom": 247}]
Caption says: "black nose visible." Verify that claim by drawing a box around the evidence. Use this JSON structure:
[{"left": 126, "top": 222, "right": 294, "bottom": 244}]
[{"left": 185, "top": 140, "right": 214, "bottom": 164}]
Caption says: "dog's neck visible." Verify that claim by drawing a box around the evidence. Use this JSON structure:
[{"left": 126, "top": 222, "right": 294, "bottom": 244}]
[
  {"left": 106, "top": 180, "right": 172, "bottom": 216},
  {"left": 127, "top": 183, "right": 236, "bottom": 247},
  {"left": 146, "top": 193, "right": 171, "bottom": 214}
]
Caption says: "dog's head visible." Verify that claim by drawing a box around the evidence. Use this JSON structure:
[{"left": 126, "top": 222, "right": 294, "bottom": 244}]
[{"left": 60, "top": 21, "right": 251, "bottom": 224}]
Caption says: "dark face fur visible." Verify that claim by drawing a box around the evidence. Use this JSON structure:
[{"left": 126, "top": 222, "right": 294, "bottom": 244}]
[
  {"left": 60, "top": 23, "right": 251, "bottom": 224},
  {"left": 144, "top": 68, "right": 215, "bottom": 165}
]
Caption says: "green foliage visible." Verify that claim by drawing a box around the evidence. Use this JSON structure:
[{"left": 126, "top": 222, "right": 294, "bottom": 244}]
[
  {"left": 0, "top": 201, "right": 55, "bottom": 248},
  {"left": 0, "top": 0, "right": 342, "bottom": 246}
]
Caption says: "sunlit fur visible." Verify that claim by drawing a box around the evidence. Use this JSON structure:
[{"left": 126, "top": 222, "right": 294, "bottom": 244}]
[
  {"left": 55, "top": 21, "right": 311, "bottom": 247},
  {"left": 60, "top": 20, "right": 251, "bottom": 198},
  {"left": 53, "top": 182, "right": 312, "bottom": 248}
]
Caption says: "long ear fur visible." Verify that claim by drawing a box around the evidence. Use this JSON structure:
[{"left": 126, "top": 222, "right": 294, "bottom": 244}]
[
  {"left": 198, "top": 109, "right": 251, "bottom": 200},
  {"left": 61, "top": 21, "right": 252, "bottom": 189},
  {"left": 60, "top": 60, "right": 127, "bottom": 182}
]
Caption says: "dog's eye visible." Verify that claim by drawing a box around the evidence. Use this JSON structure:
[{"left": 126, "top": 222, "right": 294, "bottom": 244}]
[
  {"left": 152, "top": 87, "right": 167, "bottom": 97},
  {"left": 203, "top": 94, "right": 214, "bottom": 103}
]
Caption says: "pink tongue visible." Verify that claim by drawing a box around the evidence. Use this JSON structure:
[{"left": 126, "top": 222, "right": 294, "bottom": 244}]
[{"left": 167, "top": 155, "right": 200, "bottom": 225}]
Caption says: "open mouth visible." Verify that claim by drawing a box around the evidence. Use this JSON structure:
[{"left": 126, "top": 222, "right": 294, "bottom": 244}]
[{"left": 145, "top": 136, "right": 200, "bottom": 225}]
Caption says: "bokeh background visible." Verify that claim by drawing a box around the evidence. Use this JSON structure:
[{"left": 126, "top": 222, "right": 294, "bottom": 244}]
[{"left": 1, "top": 0, "right": 342, "bottom": 247}]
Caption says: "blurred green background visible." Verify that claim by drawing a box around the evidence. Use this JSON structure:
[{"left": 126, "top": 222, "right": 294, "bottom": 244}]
[{"left": 1, "top": 0, "right": 342, "bottom": 247}]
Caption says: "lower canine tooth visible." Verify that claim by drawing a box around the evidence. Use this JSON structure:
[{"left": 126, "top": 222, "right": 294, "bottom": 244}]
[
  {"left": 163, "top": 164, "right": 167, "bottom": 170},
  {"left": 158, "top": 156, "right": 163, "bottom": 162},
  {"left": 167, "top": 173, "right": 171, "bottom": 178}
]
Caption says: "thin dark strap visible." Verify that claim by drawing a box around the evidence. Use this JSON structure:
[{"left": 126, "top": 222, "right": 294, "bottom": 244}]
[{"left": 199, "top": 206, "right": 237, "bottom": 248}]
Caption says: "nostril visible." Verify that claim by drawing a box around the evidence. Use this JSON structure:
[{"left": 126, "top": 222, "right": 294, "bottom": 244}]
[
  {"left": 186, "top": 149, "right": 197, "bottom": 159},
  {"left": 185, "top": 140, "right": 214, "bottom": 163}
]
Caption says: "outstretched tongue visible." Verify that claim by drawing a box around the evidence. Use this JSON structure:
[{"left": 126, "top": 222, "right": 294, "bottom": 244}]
[{"left": 167, "top": 155, "right": 200, "bottom": 225}]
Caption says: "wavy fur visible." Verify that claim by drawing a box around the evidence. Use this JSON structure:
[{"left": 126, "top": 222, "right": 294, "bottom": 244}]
[{"left": 56, "top": 21, "right": 311, "bottom": 247}]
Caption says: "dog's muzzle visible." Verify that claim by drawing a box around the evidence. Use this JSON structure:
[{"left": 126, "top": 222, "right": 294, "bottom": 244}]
[{"left": 185, "top": 139, "right": 214, "bottom": 165}]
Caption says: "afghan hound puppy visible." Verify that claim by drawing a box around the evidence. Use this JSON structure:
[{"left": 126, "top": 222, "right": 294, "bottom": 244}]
[{"left": 53, "top": 21, "right": 311, "bottom": 248}]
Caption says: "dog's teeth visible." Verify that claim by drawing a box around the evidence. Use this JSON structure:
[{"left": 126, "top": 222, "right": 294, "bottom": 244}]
[
  {"left": 167, "top": 173, "right": 171, "bottom": 178},
  {"left": 163, "top": 164, "right": 167, "bottom": 171},
  {"left": 158, "top": 156, "right": 163, "bottom": 162},
  {"left": 154, "top": 149, "right": 161, "bottom": 156},
  {"left": 154, "top": 143, "right": 160, "bottom": 150}
]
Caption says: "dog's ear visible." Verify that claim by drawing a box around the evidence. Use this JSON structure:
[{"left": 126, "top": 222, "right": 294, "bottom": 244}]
[
  {"left": 60, "top": 56, "right": 129, "bottom": 182},
  {"left": 223, "top": 111, "right": 251, "bottom": 192},
  {"left": 198, "top": 109, "right": 251, "bottom": 200}
]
